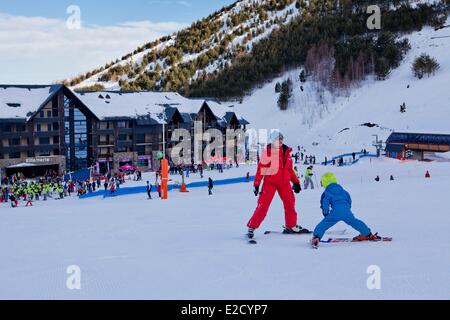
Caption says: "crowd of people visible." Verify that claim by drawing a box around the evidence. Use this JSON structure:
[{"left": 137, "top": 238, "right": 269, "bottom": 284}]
[
  {"left": 1, "top": 172, "right": 68, "bottom": 208},
  {"left": 292, "top": 146, "right": 317, "bottom": 165},
  {"left": 0, "top": 169, "right": 140, "bottom": 207}
]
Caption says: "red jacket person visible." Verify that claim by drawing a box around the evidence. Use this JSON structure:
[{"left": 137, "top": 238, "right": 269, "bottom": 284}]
[{"left": 247, "top": 131, "right": 308, "bottom": 239}]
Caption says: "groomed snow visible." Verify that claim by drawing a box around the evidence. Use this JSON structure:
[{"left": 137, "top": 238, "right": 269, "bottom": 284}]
[{"left": 1, "top": 159, "right": 449, "bottom": 299}]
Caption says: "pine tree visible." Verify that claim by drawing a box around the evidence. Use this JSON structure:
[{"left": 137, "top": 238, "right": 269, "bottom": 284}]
[{"left": 412, "top": 54, "right": 440, "bottom": 79}]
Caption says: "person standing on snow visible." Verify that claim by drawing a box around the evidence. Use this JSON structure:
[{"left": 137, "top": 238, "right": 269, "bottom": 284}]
[
  {"left": 247, "top": 131, "right": 307, "bottom": 239},
  {"left": 208, "top": 178, "right": 214, "bottom": 195},
  {"left": 146, "top": 181, "right": 153, "bottom": 200},
  {"left": 304, "top": 166, "right": 315, "bottom": 189},
  {"left": 311, "top": 173, "right": 379, "bottom": 247}
]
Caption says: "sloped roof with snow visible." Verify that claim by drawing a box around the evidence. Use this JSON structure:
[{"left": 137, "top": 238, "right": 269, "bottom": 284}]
[
  {"left": 0, "top": 86, "right": 249, "bottom": 126},
  {"left": 75, "top": 90, "right": 246, "bottom": 124},
  {"left": 0, "top": 85, "right": 63, "bottom": 120}
]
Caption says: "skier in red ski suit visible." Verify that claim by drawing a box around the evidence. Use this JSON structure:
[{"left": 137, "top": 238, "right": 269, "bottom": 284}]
[{"left": 247, "top": 131, "right": 307, "bottom": 238}]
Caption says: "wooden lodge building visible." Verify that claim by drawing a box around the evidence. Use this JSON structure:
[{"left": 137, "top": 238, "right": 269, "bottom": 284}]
[{"left": 0, "top": 85, "right": 249, "bottom": 177}]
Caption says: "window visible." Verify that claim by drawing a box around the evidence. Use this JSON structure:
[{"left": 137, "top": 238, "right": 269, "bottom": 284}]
[
  {"left": 16, "top": 124, "right": 26, "bottom": 132},
  {"left": 116, "top": 146, "right": 127, "bottom": 152},
  {"left": 47, "top": 110, "right": 52, "bottom": 117},
  {"left": 40, "top": 111, "right": 45, "bottom": 118},
  {"left": 36, "top": 124, "right": 41, "bottom": 132},
  {"left": 52, "top": 109, "right": 59, "bottom": 117},
  {"left": 117, "top": 121, "right": 127, "bottom": 128},
  {"left": 47, "top": 124, "right": 52, "bottom": 131},
  {"left": 137, "top": 159, "right": 149, "bottom": 166},
  {"left": 53, "top": 122, "right": 59, "bottom": 131},
  {"left": 39, "top": 151, "right": 51, "bottom": 157},
  {"left": 8, "top": 138, "right": 20, "bottom": 146},
  {"left": 27, "top": 151, "right": 35, "bottom": 157},
  {"left": 53, "top": 149, "right": 60, "bottom": 155},
  {"left": 53, "top": 136, "right": 60, "bottom": 144},
  {"left": 9, "top": 152, "right": 21, "bottom": 159},
  {"left": 39, "top": 137, "right": 50, "bottom": 145},
  {"left": 3, "top": 125, "right": 12, "bottom": 133},
  {"left": 136, "top": 145, "right": 145, "bottom": 156},
  {"left": 118, "top": 134, "right": 127, "bottom": 141},
  {"left": 136, "top": 134, "right": 145, "bottom": 144}
]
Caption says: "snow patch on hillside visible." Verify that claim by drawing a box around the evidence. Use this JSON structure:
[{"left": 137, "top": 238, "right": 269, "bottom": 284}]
[{"left": 234, "top": 22, "right": 450, "bottom": 158}]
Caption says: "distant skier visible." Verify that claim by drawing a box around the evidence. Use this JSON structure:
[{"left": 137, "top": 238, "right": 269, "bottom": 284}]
[
  {"left": 311, "top": 173, "right": 380, "bottom": 248},
  {"left": 146, "top": 181, "right": 152, "bottom": 200},
  {"left": 247, "top": 131, "right": 306, "bottom": 239},
  {"left": 304, "top": 166, "right": 314, "bottom": 190},
  {"left": 208, "top": 178, "right": 214, "bottom": 195},
  {"left": 390, "top": 175, "right": 395, "bottom": 181},
  {"left": 375, "top": 176, "right": 380, "bottom": 182},
  {"left": 425, "top": 171, "right": 431, "bottom": 178},
  {"left": 9, "top": 193, "right": 17, "bottom": 208},
  {"left": 25, "top": 192, "right": 33, "bottom": 207}
]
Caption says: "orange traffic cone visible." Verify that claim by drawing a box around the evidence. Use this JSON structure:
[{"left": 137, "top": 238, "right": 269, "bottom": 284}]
[{"left": 180, "top": 182, "right": 189, "bottom": 193}]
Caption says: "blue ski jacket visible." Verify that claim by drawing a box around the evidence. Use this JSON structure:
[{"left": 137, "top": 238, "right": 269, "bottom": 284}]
[{"left": 320, "top": 183, "right": 353, "bottom": 217}]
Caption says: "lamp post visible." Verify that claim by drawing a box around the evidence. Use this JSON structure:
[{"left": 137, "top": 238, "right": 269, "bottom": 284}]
[{"left": 156, "top": 110, "right": 169, "bottom": 200}]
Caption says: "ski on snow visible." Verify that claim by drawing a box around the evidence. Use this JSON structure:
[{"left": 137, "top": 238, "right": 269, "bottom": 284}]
[
  {"left": 264, "top": 229, "right": 346, "bottom": 236},
  {"left": 321, "top": 236, "right": 392, "bottom": 244}
]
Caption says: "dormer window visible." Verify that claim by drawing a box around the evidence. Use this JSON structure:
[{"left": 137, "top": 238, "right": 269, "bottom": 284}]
[{"left": 6, "top": 103, "right": 21, "bottom": 108}]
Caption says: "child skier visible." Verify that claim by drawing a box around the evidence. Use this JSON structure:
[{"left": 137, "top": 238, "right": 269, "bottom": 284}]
[
  {"left": 304, "top": 166, "right": 314, "bottom": 189},
  {"left": 25, "top": 192, "right": 33, "bottom": 207},
  {"left": 311, "top": 173, "right": 379, "bottom": 247},
  {"left": 247, "top": 131, "right": 306, "bottom": 240}
]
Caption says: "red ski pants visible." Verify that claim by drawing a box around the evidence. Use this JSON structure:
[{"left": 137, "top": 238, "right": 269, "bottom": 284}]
[{"left": 247, "top": 182, "right": 298, "bottom": 229}]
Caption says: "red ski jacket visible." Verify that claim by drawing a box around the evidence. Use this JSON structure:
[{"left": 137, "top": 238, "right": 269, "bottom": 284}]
[{"left": 254, "top": 144, "right": 299, "bottom": 187}]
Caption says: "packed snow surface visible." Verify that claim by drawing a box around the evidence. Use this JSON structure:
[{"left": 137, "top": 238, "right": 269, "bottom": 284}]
[{"left": 1, "top": 158, "right": 449, "bottom": 299}]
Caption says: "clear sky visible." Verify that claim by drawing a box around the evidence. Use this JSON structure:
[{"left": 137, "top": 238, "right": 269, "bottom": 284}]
[
  {"left": 0, "top": 0, "right": 236, "bottom": 84},
  {"left": 0, "top": 0, "right": 236, "bottom": 26}
]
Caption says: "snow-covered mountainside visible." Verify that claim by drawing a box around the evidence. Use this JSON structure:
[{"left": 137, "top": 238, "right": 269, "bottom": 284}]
[
  {"left": 234, "top": 21, "right": 450, "bottom": 157},
  {"left": 69, "top": 0, "right": 301, "bottom": 91}
]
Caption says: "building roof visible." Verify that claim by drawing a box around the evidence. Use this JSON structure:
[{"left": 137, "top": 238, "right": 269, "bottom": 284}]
[
  {"left": 0, "top": 85, "right": 63, "bottom": 120},
  {"left": 386, "top": 132, "right": 450, "bottom": 146},
  {"left": 75, "top": 91, "right": 179, "bottom": 123},
  {"left": 0, "top": 85, "right": 250, "bottom": 127}
]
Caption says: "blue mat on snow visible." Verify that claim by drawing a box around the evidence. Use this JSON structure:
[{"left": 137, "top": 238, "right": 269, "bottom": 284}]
[{"left": 79, "top": 175, "right": 255, "bottom": 199}]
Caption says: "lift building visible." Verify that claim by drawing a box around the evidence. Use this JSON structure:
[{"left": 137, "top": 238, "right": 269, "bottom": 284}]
[{"left": 385, "top": 132, "right": 450, "bottom": 160}]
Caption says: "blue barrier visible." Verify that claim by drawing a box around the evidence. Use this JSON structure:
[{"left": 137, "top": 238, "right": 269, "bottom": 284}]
[
  {"left": 322, "top": 152, "right": 378, "bottom": 166},
  {"left": 79, "top": 175, "right": 256, "bottom": 199}
]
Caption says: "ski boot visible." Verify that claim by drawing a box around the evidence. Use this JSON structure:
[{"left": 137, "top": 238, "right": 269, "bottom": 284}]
[
  {"left": 247, "top": 228, "right": 255, "bottom": 239},
  {"left": 353, "top": 233, "right": 381, "bottom": 242},
  {"left": 311, "top": 237, "right": 320, "bottom": 249},
  {"left": 283, "top": 225, "right": 312, "bottom": 234}
]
